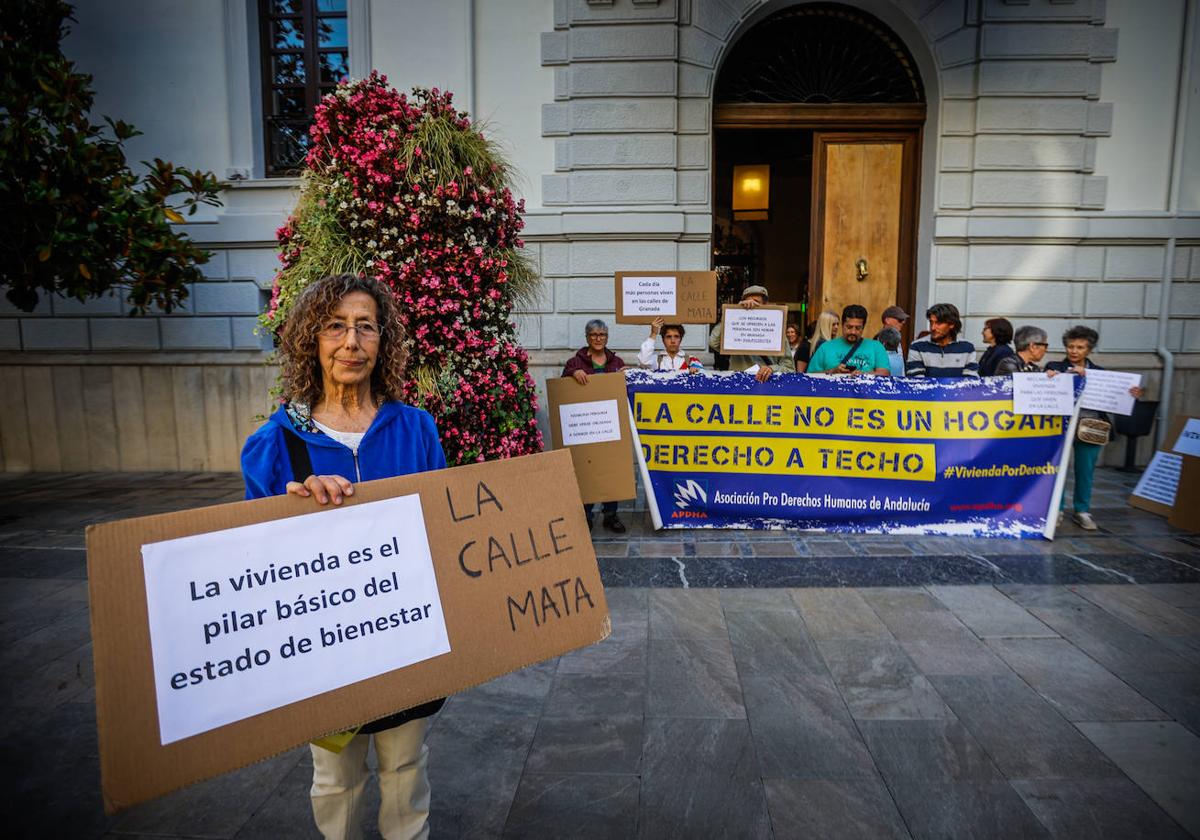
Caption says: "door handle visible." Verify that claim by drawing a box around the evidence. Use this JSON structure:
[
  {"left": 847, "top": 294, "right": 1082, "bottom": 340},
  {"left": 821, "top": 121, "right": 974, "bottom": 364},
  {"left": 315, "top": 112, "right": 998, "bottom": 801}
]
[{"left": 856, "top": 257, "right": 869, "bottom": 282}]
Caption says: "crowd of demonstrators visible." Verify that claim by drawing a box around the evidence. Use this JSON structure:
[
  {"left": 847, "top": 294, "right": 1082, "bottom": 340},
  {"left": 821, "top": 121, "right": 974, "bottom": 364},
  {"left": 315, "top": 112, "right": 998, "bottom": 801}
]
[
  {"left": 241, "top": 274, "right": 444, "bottom": 840},
  {"left": 1045, "top": 325, "right": 1143, "bottom": 531},
  {"left": 807, "top": 305, "right": 892, "bottom": 376},
  {"left": 638, "top": 317, "right": 701, "bottom": 372},
  {"left": 978, "top": 317, "right": 1015, "bottom": 376},
  {"left": 707, "top": 285, "right": 796, "bottom": 382},
  {"left": 906, "top": 303, "right": 979, "bottom": 378},
  {"left": 995, "top": 325, "right": 1049, "bottom": 374},
  {"left": 795, "top": 310, "right": 838, "bottom": 373},
  {"left": 875, "top": 327, "right": 905, "bottom": 377},
  {"left": 562, "top": 318, "right": 627, "bottom": 533}
]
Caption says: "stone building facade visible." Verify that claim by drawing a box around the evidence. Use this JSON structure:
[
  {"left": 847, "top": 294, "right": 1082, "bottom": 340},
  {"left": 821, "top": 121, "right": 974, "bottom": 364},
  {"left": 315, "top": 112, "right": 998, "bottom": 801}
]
[{"left": 1, "top": 0, "right": 1197, "bottom": 472}]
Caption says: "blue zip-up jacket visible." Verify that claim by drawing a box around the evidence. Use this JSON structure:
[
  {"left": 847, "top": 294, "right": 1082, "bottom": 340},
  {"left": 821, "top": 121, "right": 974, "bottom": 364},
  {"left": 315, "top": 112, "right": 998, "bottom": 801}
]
[{"left": 241, "top": 401, "right": 447, "bottom": 500}]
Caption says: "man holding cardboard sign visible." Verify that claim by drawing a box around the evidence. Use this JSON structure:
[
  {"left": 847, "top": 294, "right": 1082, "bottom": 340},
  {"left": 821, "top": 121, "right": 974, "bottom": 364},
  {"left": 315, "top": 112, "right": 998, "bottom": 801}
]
[{"left": 707, "top": 285, "right": 795, "bottom": 382}]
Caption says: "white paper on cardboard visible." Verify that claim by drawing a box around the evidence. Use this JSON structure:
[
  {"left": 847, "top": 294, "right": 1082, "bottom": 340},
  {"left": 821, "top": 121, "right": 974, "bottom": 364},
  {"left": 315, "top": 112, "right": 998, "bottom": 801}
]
[
  {"left": 1173, "top": 418, "right": 1200, "bottom": 458},
  {"left": 722, "top": 308, "right": 785, "bottom": 353},
  {"left": 1012, "top": 372, "right": 1076, "bottom": 416},
  {"left": 559, "top": 399, "right": 622, "bottom": 446},
  {"left": 1079, "top": 369, "right": 1141, "bottom": 415},
  {"left": 1132, "top": 451, "right": 1182, "bottom": 507},
  {"left": 621, "top": 275, "right": 676, "bottom": 317},
  {"left": 141, "top": 495, "right": 450, "bottom": 745}
]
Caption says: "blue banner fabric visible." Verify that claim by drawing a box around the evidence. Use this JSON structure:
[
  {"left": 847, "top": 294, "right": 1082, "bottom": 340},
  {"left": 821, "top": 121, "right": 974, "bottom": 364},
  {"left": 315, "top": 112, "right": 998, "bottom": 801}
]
[{"left": 626, "top": 370, "right": 1082, "bottom": 538}]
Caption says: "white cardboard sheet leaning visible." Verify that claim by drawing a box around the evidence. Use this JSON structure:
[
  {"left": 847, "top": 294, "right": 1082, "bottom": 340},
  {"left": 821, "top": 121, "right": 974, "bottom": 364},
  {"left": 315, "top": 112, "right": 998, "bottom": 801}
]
[
  {"left": 621, "top": 275, "right": 677, "bottom": 317},
  {"left": 1079, "top": 369, "right": 1141, "bottom": 415},
  {"left": 722, "top": 307, "right": 785, "bottom": 353},
  {"left": 1132, "top": 451, "right": 1182, "bottom": 507},
  {"left": 559, "top": 399, "right": 622, "bottom": 446},
  {"left": 1174, "top": 418, "right": 1200, "bottom": 458},
  {"left": 1011, "top": 372, "right": 1076, "bottom": 416},
  {"left": 141, "top": 494, "right": 450, "bottom": 745}
]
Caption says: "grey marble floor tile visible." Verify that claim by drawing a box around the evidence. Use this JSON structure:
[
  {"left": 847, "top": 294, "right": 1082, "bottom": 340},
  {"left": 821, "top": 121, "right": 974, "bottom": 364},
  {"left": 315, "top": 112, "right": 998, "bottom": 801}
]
[
  {"left": 718, "top": 588, "right": 797, "bottom": 610},
  {"left": 888, "top": 779, "right": 1050, "bottom": 840},
  {"left": 543, "top": 672, "right": 645, "bottom": 719},
  {"left": 1140, "top": 583, "right": 1200, "bottom": 610},
  {"left": 928, "top": 674, "right": 1121, "bottom": 780},
  {"left": 791, "top": 588, "right": 894, "bottom": 640},
  {"left": 524, "top": 715, "right": 642, "bottom": 775},
  {"left": 861, "top": 587, "right": 976, "bottom": 641},
  {"left": 504, "top": 773, "right": 640, "bottom": 840},
  {"left": 742, "top": 671, "right": 877, "bottom": 779},
  {"left": 605, "top": 587, "right": 649, "bottom": 612},
  {"left": 1026, "top": 602, "right": 1193, "bottom": 678},
  {"left": 726, "top": 608, "right": 825, "bottom": 676},
  {"left": 1074, "top": 584, "right": 1200, "bottom": 637},
  {"left": 1076, "top": 721, "right": 1200, "bottom": 838},
  {"left": 859, "top": 720, "right": 1004, "bottom": 783},
  {"left": 898, "top": 637, "right": 1012, "bottom": 676},
  {"left": 1117, "top": 668, "right": 1200, "bottom": 735},
  {"left": 556, "top": 636, "right": 646, "bottom": 675},
  {"left": 763, "top": 778, "right": 911, "bottom": 840},
  {"left": 987, "top": 638, "right": 1169, "bottom": 722},
  {"left": 818, "top": 640, "right": 954, "bottom": 720},
  {"left": 639, "top": 718, "right": 771, "bottom": 840},
  {"left": 926, "top": 586, "right": 1058, "bottom": 638},
  {"left": 996, "top": 585, "right": 1091, "bottom": 610},
  {"left": 111, "top": 748, "right": 304, "bottom": 837},
  {"left": 647, "top": 637, "right": 745, "bottom": 718},
  {"left": 232, "top": 763, "right": 322, "bottom": 839},
  {"left": 1011, "top": 778, "right": 1190, "bottom": 840},
  {"left": 1156, "top": 634, "right": 1200, "bottom": 667},
  {"left": 648, "top": 588, "right": 728, "bottom": 639},
  {"left": 445, "top": 660, "right": 557, "bottom": 717}
]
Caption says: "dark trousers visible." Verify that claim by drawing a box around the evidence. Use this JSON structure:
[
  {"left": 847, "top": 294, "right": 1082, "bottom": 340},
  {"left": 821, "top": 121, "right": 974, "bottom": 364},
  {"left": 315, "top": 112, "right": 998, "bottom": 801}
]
[{"left": 585, "top": 501, "right": 618, "bottom": 519}]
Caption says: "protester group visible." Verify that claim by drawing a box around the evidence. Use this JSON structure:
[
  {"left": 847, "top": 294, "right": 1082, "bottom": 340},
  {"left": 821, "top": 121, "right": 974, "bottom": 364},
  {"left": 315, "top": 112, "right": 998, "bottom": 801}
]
[{"left": 562, "top": 282, "right": 1143, "bottom": 535}]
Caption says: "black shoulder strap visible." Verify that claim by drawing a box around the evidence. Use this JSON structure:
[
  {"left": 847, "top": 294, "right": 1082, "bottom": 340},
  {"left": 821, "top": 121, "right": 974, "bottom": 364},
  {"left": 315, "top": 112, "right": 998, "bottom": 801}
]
[
  {"left": 839, "top": 340, "right": 860, "bottom": 367},
  {"left": 283, "top": 431, "right": 314, "bottom": 483}
]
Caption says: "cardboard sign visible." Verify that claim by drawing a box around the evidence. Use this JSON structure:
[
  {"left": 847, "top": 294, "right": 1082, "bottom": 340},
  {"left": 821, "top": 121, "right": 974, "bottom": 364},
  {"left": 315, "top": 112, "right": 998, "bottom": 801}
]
[
  {"left": 547, "top": 372, "right": 637, "bottom": 505},
  {"left": 614, "top": 271, "right": 718, "bottom": 325},
  {"left": 1079, "top": 369, "right": 1142, "bottom": 415},
  {"left": 1173, "top": 418, "right": 1200, "bottom": 458},
  {"left": 1011, "top": 372, "right": 1076, "bottom": 416},
  {"left": 1169, "top": 454, "right": 1200, "bottom": 533},
  {"left": 88, "top": 450, "right": 609, "bottom": 813},
  {"left": 1129, "top": 414, "right": 1199, "bottom": 518},
  {"left": 717, "top": 304, "right": 790, "bottom": 356}
]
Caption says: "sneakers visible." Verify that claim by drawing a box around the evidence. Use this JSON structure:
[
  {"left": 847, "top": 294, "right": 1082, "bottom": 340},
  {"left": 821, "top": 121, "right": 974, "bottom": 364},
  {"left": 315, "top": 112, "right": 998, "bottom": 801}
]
[
  {"left": 603, "top": 514, "right": 626, "bottom": 534},
  {"left": 1073, "top": 511, "right": 1098, "bottom": 531}
]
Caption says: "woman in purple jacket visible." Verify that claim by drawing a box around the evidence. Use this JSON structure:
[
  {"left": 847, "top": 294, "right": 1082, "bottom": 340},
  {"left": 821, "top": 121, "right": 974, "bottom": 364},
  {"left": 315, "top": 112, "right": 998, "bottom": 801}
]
[
  {"left": 561, "top": 319, "right": 627, "bottom": 532},
  {"left": 241, "top": 273, "right": 444, "bottom": 840}
]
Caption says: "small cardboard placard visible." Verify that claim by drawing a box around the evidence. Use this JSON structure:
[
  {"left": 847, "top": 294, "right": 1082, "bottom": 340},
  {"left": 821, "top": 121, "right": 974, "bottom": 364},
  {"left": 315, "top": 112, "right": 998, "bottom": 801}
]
[
  {"left": 614, "top": 271, "right": 718, "bottom": 325},
  {"left": 547, "top": 372, "right": 637, "bottom": 505},
  {"left": 88, "top": 450, "right": 609, "bottom": 813},
  {"left": 1130, "top": 414, "right": 1199, "bottom": 518},
  {"left": 1011, "top": 372, "right": 1076, "bottom": 416},
  {"left": 717, "top": 304, "right": 790, "bottom": 356},
  {"left": 1079, "top": 369, "right": 1142, "bottom": 416}
]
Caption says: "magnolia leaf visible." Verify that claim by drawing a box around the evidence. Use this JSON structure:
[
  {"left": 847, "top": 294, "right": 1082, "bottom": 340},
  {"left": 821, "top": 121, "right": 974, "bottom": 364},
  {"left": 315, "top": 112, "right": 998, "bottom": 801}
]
[
  {"left": 163, "top": 207, "right": 185, "bottom": 224},
  {"left": 38, "top": 247, "right": 51, "bottom": 262},
  {"left": 79, "top": 263, "right": 92, "bottom": 280}
]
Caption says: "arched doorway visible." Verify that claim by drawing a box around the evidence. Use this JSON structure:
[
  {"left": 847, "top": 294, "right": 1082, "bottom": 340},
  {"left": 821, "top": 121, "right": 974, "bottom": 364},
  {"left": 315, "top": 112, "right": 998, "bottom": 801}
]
[{"left": 712, "top": 3, "right": 926, "bottom": 341}]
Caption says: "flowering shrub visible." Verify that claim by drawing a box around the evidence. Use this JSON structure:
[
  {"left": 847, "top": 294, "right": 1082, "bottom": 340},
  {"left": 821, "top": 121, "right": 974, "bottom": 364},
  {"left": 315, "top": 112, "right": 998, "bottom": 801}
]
[{"left": 263, "top": 74, "right": 543, "bottom": 464}]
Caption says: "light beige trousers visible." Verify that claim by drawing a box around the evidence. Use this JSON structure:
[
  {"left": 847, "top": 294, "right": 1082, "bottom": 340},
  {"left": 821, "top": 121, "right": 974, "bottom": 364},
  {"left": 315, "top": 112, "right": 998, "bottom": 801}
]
[{"left": 309, "top": 718, "right": 431, "bottom": 840}]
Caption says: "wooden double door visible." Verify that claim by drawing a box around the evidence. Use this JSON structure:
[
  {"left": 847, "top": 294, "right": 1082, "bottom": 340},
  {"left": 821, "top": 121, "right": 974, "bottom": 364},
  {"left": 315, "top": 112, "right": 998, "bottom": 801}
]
[{"left": 716, "top": 105, "right": 923, "bottom": 335}]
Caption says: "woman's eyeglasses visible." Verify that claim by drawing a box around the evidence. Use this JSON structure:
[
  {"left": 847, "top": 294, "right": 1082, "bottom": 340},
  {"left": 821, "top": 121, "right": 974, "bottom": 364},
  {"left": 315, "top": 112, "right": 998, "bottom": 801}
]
[{"left": 320, "top": 321, "right": 383, "bottom": 341}]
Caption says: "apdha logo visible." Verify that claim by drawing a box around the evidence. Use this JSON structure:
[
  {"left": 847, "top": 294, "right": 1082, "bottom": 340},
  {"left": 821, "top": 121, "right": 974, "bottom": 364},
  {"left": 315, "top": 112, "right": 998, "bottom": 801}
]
[{"left": 672, "top": 480, "right": 709, "bottom": 519}]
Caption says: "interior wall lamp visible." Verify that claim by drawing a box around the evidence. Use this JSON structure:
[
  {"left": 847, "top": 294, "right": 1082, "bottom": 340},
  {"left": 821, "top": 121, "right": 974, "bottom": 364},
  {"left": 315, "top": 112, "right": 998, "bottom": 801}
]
[{"left": 732, "top": 164, "right": 770, "bottom": 221}]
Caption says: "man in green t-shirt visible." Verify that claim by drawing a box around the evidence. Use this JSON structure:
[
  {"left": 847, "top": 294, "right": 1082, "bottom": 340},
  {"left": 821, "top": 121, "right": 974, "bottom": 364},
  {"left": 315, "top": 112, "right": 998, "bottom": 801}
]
[{"left": 807, "top": 304, "right": 892, "bottom": 376}]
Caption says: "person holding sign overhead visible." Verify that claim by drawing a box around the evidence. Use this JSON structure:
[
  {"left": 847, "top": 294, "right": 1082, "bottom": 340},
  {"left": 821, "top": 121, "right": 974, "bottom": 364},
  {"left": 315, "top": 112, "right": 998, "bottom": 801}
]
[
  {"left": 707, "top": 285, "right": 795, "bottom": 382},
  {"left": 639, "top": 317, "right": 702, "bottom": 372},
  {"left": 806, "top": 304, "right": 891, "bottom": 376},
  {"left": 562, "top": 319, "right": 628, "bottom": 532},
  {"left": 1045, "top": 325, "right": 1144, "bottom": 531},
  {"left": 240, "top": 273, "right": 445, "bottom": 840}
]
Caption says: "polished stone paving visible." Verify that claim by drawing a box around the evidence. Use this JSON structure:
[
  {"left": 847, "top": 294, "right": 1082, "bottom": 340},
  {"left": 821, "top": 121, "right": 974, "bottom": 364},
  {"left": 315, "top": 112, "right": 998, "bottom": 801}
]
[{"left": 1, "top": 469, "right": 1197, "bottom": 839}]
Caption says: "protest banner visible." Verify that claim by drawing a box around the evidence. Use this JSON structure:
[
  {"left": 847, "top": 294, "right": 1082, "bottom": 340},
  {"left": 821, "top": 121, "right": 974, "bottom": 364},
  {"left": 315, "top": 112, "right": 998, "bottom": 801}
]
[
  {"left": 614, "top": 271, "right": 718, "bottom": 325},
  {"left": 626, "top": 370, "right": 1082, "bottom": 536},
  {"left": 718, "top": 304, "right": 790, "bottom": 356},
  {"left": 546, "top": 371, "right": 637, "bottom": 504},
  {"left": 1079, "top": 369, "right": 1142, "bottom": 415},
  {"left": 88, "top": 450, "right": 609, "bottom": 813}
]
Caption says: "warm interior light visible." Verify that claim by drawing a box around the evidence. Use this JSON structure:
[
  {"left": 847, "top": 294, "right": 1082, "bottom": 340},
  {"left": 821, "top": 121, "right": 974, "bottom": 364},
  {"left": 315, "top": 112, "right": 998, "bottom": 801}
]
[{"left": 732, "top": 164, "right": 770, "bottom": 218}]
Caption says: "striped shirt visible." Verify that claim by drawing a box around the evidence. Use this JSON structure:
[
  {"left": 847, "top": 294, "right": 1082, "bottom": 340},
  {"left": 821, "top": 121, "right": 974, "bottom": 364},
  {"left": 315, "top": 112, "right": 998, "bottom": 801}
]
[{"left": 905, "top": 339, "right": 979, "bottom": 378}]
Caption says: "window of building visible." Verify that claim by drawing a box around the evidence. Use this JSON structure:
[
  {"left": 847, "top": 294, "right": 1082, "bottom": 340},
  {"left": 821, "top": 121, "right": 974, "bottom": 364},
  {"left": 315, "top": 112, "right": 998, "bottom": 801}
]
[{"left": 258, "top": 0, "right": 349, "bottom": 176}]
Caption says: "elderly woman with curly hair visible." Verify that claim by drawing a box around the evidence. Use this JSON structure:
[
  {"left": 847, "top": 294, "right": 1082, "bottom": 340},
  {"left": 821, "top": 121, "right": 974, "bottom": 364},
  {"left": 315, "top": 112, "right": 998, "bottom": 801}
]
[{"left": 241, "top": 273, "right": 445, "bottom": 840}]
